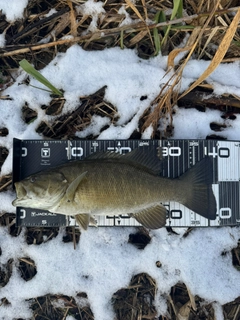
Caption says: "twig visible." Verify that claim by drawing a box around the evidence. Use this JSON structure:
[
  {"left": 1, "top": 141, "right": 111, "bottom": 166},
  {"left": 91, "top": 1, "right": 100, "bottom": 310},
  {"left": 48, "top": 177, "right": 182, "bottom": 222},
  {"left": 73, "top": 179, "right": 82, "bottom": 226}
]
[
  {"left": 0, "top": 179, "right": 12, "bottom": 191},
  {"left": 19, "top": 257, "right": 36, "bottom": 267},
  {"left": 178, "top": 90, "right": 240, "bottom": 109}
]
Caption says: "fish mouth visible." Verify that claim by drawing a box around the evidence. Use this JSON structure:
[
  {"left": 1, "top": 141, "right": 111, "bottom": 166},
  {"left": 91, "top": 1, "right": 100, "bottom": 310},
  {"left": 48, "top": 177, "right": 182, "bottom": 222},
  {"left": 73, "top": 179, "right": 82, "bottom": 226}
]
[{"left": 12, "top": 182, "right": 27, "bottom": 206}]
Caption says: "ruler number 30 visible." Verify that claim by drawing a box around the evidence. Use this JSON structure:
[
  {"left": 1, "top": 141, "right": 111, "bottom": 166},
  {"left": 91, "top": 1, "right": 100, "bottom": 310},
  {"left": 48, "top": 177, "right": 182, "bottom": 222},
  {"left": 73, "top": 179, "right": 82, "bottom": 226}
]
[{"left": 162, "top": 147, "right": 181, "bottom": 157}]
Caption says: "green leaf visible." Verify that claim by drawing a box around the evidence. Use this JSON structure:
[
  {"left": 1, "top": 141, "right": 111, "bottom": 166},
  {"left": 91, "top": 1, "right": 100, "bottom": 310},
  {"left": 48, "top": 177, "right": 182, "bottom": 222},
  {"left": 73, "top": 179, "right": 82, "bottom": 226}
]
[
  {"left": 153, "top": 11, "right": 166, "bottom": 55},
  {"left": 19, "top": 59, "right": 63, "bottom": 96},
  {"left": 176, "top": 0, "right": 183, "bottom": 18},
  {"left": 153, "top": 27, "right": 161, "bottom": 55},
  {"left": 161, "top": 0, "right": 183, "bottom": 46},
  {"left": 155, "top": 10, "right": 167, "bottom": 34},
  {"left": 171, "top": 0, "right": 183, "bottom": 20},
  {"left": 231, "top": 39, "right": 240, "bottom": 47}
]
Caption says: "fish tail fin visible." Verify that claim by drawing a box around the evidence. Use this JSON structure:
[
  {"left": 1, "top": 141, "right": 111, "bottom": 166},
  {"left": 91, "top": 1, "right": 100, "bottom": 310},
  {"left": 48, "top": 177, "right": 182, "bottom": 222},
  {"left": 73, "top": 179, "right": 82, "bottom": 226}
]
[{"left": 179, "top": 157, "right": 216, "bottom": 220}]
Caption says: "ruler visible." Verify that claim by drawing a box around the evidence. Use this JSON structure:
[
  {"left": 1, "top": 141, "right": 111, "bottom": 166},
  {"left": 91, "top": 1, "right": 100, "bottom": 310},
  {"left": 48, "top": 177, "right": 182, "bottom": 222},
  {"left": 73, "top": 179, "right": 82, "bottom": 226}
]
[{"left": 12, "top": 138, "right": 240, "bottom": 228}]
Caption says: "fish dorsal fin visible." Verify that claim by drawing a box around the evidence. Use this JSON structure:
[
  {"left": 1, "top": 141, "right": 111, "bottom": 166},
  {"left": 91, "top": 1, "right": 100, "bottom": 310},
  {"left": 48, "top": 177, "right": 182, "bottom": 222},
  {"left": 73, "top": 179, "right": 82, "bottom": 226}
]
[
  {"left": 131, "top": 204, "right": 167, "bottom": 229},
  {"left": 66, "top": 171, "right": 88, "bottom": 201},
  {"left": 74, "top": 214, "right": 90, "bottom": 230},
  {"left": 87, "top": 148, "right": 161, "bottom": 175}
]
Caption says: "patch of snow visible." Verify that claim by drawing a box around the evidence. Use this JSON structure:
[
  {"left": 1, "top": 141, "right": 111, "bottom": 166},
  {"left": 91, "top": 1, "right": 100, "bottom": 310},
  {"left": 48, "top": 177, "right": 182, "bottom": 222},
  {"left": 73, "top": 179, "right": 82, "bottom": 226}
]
[
  {"left": 0, "top": 227, "right": 239, "bottom": 319},
  {"left": 76, "top": 0, "right": 105, "bottom": 32},
  {"left": 0, "top": 0, "right": 28, "bottom": 22},
  {"left": 0, "top": 33, "right": 6, "bottom": 47},
  {"left": 171, "top": 107, "right": 224, "bottom": 139},
  {"left": 43, "top": 8, "right": 57, "bottom": 18},
  {"left": 213, "top": 303, "right": 224, "bottom": 320},
  {"left": 118, "top": 6, "right": 133, "bottom": 26},
  {"left": 76, "top": 115, "right": 111, "bottom": 138}
]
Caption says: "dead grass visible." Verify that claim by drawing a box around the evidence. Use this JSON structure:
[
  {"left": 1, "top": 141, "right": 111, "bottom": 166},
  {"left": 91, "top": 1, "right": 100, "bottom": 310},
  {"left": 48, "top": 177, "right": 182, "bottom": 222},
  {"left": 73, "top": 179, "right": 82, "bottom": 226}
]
[
  {"left": 28, "top": 293, "right": 94, "bottom": 320},
  {"left": 36, "top": 86, "right": 117, "bottom": 139},
  {"left": 112, "top": 273, "right": 157, "bottom": 320},
  {"left": 0, "top": 0, "right": 240, "bottom": 319},
  {"left": 1, "top": 0, "right": 240, "bottom": 141}
]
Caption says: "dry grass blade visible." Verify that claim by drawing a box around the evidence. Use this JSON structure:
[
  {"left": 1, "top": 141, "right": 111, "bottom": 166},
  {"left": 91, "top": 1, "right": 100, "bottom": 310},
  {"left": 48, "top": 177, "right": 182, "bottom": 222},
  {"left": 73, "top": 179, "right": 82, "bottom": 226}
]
[
  {"left": 186, "top": 285, "right": 196, "bottom": 311},
  {"left": 142, "top": 25, "right": 202, "bottom": 133},
  {"left": 173, "top": 0, "right": 221, "bottom": 74},
  {"left": 198, "top": 26, "right": 220, "bottom": 60},
  {"left": 177, "top": 300, "right": 191, "bottom": 320},
  {"left": 167, "top": 26, "right": 201, "bottom": 69},
  {"left": 141, "top": 0, "right": 154, "bottom": 48},
  {"left": 125, "top": 0, "right": 145, "bottom": 22},
  {"left": 179, "top": 8, "right": 240, "bottom": 99},
  {"left": 1, "top": 6, "right": 240, "bottom": 58},
  {"left": 68, "top": 0, "right": 78, "bottom": 37},
  {"left": 124, "top": 0, "right": 154, "bottom": 48},
  {"left": 168, "top": 294, "right": 178, "bottom": 316},
  {"left": 141, "top": 0, "right": 222, "bottom": 135},
  {"left": 128, "top": 30, "right": 148, "bottom": 46},
  {"left": 141, "top": 0, "right": 148, "bottom": 21}
]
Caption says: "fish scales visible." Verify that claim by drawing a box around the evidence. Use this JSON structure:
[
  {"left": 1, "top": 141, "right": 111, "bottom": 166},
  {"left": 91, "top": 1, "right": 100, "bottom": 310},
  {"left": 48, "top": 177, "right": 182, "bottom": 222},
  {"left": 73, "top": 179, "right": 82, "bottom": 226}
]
[{"left": 58, "top": 160, "right": 177, "bottom": 214}]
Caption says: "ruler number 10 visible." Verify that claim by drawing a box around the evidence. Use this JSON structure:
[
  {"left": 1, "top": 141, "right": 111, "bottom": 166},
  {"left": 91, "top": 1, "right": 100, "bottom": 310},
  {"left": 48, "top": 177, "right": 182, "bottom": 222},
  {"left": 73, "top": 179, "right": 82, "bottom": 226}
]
[{"left": 204, "top": 147, "right": 230, "bottom": 158}]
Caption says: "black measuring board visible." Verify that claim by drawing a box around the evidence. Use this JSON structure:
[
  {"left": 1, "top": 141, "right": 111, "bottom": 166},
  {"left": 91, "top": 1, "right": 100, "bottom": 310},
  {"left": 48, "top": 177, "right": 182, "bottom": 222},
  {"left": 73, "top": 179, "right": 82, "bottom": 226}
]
[{"left": 12, "top": 138, "right": 240, "bottom": 228}]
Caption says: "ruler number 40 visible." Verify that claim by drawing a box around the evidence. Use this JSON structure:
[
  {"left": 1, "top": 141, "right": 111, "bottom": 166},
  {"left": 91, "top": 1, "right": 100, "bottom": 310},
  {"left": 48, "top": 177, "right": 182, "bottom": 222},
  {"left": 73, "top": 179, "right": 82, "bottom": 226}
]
[{"left": 204, "top": 147, "right": 230, "bottom": 158}]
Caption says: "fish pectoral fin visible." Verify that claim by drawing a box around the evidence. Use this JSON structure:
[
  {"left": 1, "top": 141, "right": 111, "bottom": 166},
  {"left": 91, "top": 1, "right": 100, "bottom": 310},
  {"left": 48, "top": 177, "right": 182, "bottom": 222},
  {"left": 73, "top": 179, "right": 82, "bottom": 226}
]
[
  {"left": 74, "top": 214, "right": 90, "bottom": 230},
  {"left": 89, "top": 215, "right": 98, "bottom": 228},
  {"left": 132, "top": 205, "right": 167, "bottom": 229},
  {"left": 66, "top": 171, "right": 88, "bottom": 201}
]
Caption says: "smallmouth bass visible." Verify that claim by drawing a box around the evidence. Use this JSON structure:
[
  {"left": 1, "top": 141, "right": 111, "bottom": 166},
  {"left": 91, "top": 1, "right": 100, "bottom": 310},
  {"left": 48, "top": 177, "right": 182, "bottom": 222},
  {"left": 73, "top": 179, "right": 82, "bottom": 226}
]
[{"left": 12, "top": 150, "right": 216, "bottom": 229}]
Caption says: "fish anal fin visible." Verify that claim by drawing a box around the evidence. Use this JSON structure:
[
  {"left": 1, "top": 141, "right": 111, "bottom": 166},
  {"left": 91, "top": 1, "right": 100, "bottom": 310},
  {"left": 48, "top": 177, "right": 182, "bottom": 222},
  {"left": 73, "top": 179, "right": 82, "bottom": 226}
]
[
  {"left": 74, "top": 214, "right": 90, "bottom": 230},
  {"left": 132, "top": 204, "right": 167, "bottom": 229},
  {"left": 66, "top": 171, "right": 88, "bottom": 201}
]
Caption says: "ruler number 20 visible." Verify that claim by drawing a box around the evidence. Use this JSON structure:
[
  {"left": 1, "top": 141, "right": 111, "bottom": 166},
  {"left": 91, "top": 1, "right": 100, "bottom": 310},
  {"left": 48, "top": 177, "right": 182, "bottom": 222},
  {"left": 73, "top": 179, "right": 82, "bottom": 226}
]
[{"left": 204, "top": 147, "right": 230, "bottom": 158}]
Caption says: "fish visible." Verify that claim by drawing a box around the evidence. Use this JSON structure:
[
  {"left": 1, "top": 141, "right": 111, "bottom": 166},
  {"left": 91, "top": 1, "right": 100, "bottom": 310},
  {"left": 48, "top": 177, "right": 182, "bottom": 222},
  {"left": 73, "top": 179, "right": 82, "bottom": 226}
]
[{"left": 12, "top": 149, "right": 217, "bottom": 230}]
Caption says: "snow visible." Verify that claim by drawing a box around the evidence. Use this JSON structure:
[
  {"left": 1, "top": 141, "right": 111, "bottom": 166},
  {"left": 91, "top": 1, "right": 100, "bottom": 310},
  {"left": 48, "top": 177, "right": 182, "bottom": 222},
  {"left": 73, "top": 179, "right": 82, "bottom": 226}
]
[
  {"left": 0, "top": 0, "right": 28, "bottom": 22},
  {"left": 76, "top": 0, "right": 105, "bottom": 33},
  {"left": 118, "top": 6, "right": 133, "bottom": 26},
  {"left": 0, "top": 2, "right": 240, "bottom": 320},
  {"left": 182, "top": 60, "right": 240, "bottom": 96},
  {"left": 0, "top": 33, "right": 5, "bottom": 48},
  {"left": 0, "top": 227, "right": 239, "bottom": 319},
  {"left": 171, "top": 107, "right": 225, "bottom": 139}
]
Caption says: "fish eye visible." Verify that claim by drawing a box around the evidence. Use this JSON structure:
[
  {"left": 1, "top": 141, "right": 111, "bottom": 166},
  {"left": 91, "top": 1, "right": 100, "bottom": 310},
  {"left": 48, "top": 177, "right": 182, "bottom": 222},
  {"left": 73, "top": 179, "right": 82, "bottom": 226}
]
[{"left": 30, "top": 177, "right": 36, "bottom": 183}]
